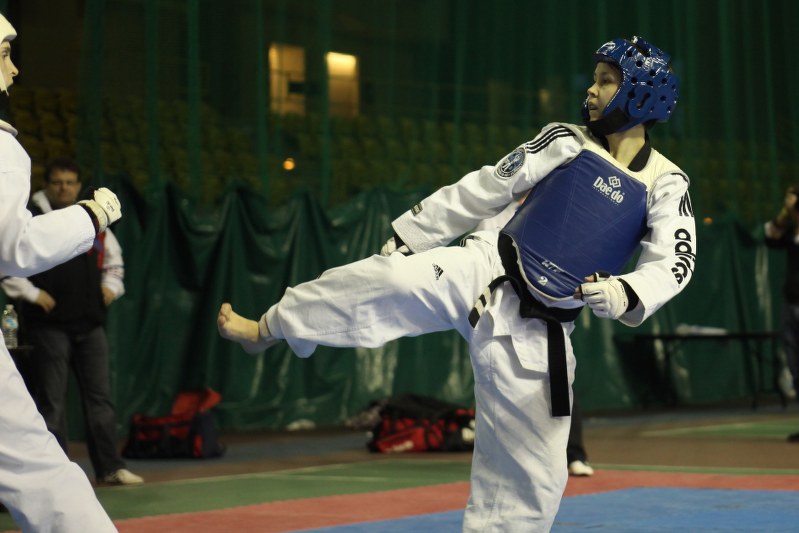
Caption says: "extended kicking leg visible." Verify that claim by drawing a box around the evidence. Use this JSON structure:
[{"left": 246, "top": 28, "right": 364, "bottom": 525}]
[
  {"left": 217, "top": 302, "right": 280, "bottom": 353},
  {"left": 218, "top": 239, "right": 496, "bottom": 358}
]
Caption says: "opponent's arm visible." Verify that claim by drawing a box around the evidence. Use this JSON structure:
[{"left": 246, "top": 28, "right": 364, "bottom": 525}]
[
  {"left": 0, "top": 147, "right": 122, "bottom": 276},
  {"left": 0, "top": 161, "right": 92, "bottom": 275},
  {"left": 78, "top": 187, "right": 122, "bottom": 235},
  {"left": 100, "top": 228, "right": 125, "bottom": 301}
]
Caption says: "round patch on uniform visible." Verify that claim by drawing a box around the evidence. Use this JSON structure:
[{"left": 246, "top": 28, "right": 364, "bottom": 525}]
[{"left": 496, "top": 147, "right": 525, "bottom": 179}]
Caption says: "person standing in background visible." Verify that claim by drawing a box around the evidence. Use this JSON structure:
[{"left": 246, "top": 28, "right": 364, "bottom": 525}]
[
  {"left": 764, "top": 185, "right": 799, "bottom": 442},
  {"left": 566, "top": 397, "right": 593, "bottom": 476},
  {"left": 2, "top": 158, "right": 143, "bottom": 486}
]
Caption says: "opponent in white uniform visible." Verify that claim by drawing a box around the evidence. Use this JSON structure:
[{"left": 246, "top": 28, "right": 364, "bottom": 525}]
[
  {"left": 219, "top": 36, "right": 695, "bottom": 531},
  {"left": 0, "top": 13, "right": 121, "bottom": 533}
]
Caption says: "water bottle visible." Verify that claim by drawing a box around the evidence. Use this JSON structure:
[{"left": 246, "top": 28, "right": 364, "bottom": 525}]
[{"left": 2, "top": 304, "right": 18, "bottom": 349}]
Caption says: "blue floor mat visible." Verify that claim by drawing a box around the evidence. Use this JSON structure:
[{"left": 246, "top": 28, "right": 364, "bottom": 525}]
[
  {"left": 297, "top": 487, "right": 799, "bottom": 532},
  {"left": 553, "top": 487, "right": 799, "bottom": 532}
]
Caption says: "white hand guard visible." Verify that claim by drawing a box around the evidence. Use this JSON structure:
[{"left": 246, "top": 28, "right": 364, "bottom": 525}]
[
  {"left": 580, "top": 276, "right": 629, "bottom": 320},
  {"left": 78, "top": 187, "right": 122, "bottom": 233},
  {"left": 380, "top": 236, "right": 411, "bottom": 257}
]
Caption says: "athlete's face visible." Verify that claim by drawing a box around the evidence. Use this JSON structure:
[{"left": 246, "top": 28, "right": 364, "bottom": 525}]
[
  {"left": 585, "top": 62, "right": 621, "bottom": 120},
  {"left": 0, "top": 41, "right": 17, "bottom": 91}
]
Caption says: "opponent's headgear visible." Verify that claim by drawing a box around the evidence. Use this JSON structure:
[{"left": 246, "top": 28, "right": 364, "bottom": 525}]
[
  {"left": 583, "top": 36, "right": 679, "bottom": 136},
  {"left": 0, "top": 13, "right": 17, "bottom": 95}
]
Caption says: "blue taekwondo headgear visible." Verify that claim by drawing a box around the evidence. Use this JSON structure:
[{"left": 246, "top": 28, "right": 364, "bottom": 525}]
[{"left": 582, "top": 36, "right": 679, "bottom": 136}]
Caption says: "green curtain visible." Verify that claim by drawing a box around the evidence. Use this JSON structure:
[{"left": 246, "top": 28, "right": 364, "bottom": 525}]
[{"left": 80, "top": 183, "right": 785, "bottom": 435}]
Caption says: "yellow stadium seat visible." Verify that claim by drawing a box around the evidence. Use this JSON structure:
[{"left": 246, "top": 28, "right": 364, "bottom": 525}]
[
  {"left": 33, "top": 88, "right": 58, "bottom": 116},
  {"left": 17, "top": 134, "right": 45, "bottom": 161},
  {"left": 39, "top": 113, "right": 66, "bottom": 139},
  {"left": 10, "top": 85, "right": 34, "bottom": 110},
  {"left": 43, "top": 137, "right": 72, "bottom": 162},
  {"left": 10, "top": 109, "right": 39, "bottom": 136}
]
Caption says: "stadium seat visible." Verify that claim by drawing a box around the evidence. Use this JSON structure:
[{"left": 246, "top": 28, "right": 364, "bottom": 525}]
[{"left": 43, "top": 137, "right": 72, "bottom": 161}]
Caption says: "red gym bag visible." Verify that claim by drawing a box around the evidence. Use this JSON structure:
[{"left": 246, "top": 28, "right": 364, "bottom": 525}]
[{"left": 122, "top": 388, "right": 226, "bottom": 459}]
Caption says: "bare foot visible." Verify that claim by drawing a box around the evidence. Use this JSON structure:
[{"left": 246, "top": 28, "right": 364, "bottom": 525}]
[{"left": 217, "top": 303, "right": 279, "bottom": 354}]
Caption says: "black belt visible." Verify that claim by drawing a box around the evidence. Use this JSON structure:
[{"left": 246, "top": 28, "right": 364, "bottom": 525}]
[{"left": 468, "top": 234, "right": 581, "bottom": 417}]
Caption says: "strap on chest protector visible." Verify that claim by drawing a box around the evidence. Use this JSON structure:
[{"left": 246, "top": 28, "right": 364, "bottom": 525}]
[{"left": 468, "top": 238, "right": 581, "bottom": 417}]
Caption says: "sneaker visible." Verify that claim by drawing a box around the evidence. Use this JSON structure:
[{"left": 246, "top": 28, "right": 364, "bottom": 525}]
[
  {"left": 568, "top": 460, "right": 595, "bottom": 477},
  {"left": 101, "top": 468, "right": 144, "bottom": 485}
]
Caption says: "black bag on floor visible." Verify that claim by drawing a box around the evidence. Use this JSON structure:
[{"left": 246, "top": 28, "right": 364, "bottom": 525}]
[
  {"left": 122, "top": 388, "right": 226, "bottom": 459},
  {"left": 367, "top": 393, "right": 475, "bottom": 453}
]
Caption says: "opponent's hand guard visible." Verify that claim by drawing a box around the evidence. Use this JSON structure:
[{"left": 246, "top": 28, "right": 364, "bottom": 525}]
[
  {"left": 78, "top": 187, "right": 122, "bottom": 233},
  {"left": 580, "top": 274, "right": 629, "bottom": 320},
  {"left": 380, "top": 233, "right": 411, "bottom": 257}
]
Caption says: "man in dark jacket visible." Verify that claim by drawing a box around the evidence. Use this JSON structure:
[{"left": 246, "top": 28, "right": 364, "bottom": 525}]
[
  {"left": 765, "top": 185, "right": 799, "bottom": 442},
  {"left": 2, "top": 158, "right": 143, "bottom": 485}
]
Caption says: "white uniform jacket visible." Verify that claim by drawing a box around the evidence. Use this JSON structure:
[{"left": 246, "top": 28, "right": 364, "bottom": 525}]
[
  {"left": 0, "top": 190, "right": 125, "bottom": 303},
  {"left": 0, "top": 119, "right": 118, "bottom": 532},
  {"left": 391, "top": 122, "right": 696, "bottom": 326},
  {"left": 0, "top": 121, "right": 96, "bottom": 275}
]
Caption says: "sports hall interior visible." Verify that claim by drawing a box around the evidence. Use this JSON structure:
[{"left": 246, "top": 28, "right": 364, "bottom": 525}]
[{"left": 1, "top": 1, "right": 799, "bottom": 531}]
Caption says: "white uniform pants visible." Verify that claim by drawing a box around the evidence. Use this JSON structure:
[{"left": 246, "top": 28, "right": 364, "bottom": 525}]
[
  {"left": 264, "top": 234, "right": 574, "bottom": 531},
  {"left": 0, "top": 345, "right": 117, "bottom": 533}
]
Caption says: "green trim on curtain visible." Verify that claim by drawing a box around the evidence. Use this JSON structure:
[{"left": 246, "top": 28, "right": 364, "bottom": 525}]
[
  {"left": 450, "top": 2, "right": 467, "bottom": 175},
  {"left": 519, "top": 13, "right": 535, "bottom": 135},
  {"left": 79, "top": 0, "right": 106, "bottom": 181},
  {"left": 317, "top": 0, "right": 332, "bottom": 206},
  {"left": 717, "top": 0, "right": 737, "bottom": 214},
  {"left": 268, "top": 0, "right": 289, "bottom": 200},
  {"left": 145, "top": 2, "right": 162, "bottom": 189},
  {"left": 385, "top": 3, "right": 397, "bottom": 118},
  {"left": 636, "top": 0, "right": 651, "bottom": 41},
  {"left": 564, "top": 0, "right": 579, "bottom": 124},
  {"left": 255, "top": 1, "right": 269, "bottom": 196},
  {"left": 782, "top": 1, "right": 799, "bottom": 176},
  {"left": 186, "top": 0, "right": 201, "bottom": 200},
  {"left": 422, "top": 1, "right": 441, "bottom": 123},
  {"left": 759, "top": 1, "right": 779, "bottom": 205},
  {"left": 680, "top": 1, "right": 698, "bottom": 147}
]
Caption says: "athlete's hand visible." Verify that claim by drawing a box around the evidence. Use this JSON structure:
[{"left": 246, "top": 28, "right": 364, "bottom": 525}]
[
  {"left": 380, "top": 234, "right": 411, "bottom": 257},
  {"left": 102, "top": 286, "right": 116, "bottom": 306},
  {"left": 78, "top": 187, "right": 121, "bottom": 233},
  {"left": 577, "top": 273, "right": 629, "bottom": 320},
  {"left": 35, "top": 290, "right": 56, "bottom": 313},
  {"left": 784, "top": 187, "right": 798, "bottom": 212}
]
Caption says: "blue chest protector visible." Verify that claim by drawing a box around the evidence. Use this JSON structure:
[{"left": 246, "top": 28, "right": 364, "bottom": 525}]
[{"left": 500, "top": 150, "right": 648, "bottom": 300}]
